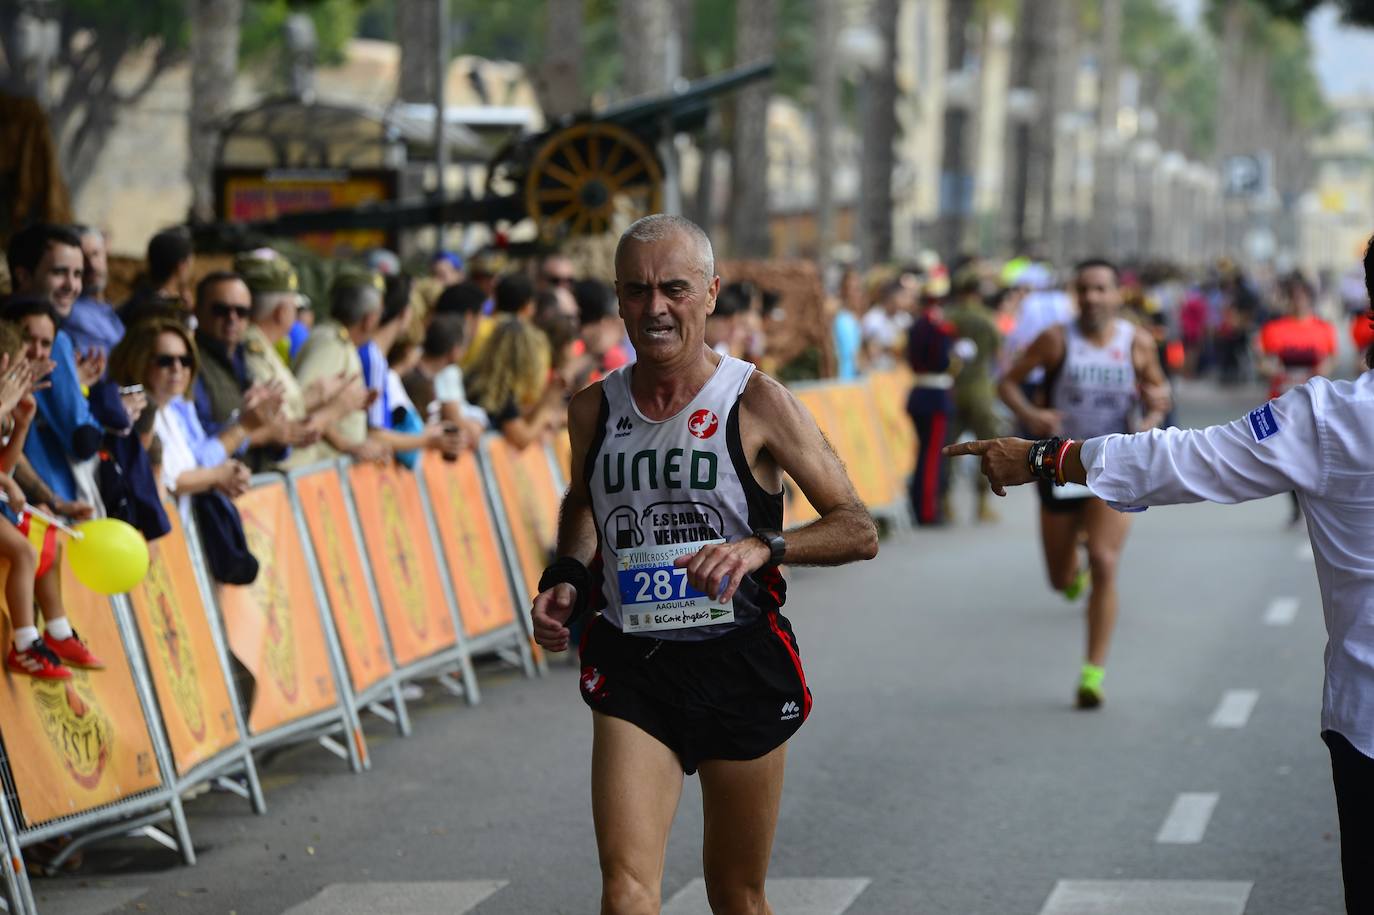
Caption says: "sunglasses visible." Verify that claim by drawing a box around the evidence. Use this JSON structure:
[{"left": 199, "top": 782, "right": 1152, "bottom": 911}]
[
  {"left": 211, "top": 302, "right": 251, "bottom": 320},
  {"left": 154, "top": 354, "right": 193, "bottom": 369},
  {"left": 543, "top": 274, "right": 575, "bottom": 287}
]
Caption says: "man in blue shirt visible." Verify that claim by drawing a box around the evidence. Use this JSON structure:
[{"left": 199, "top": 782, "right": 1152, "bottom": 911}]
[
  {"left": 4, "top": 224, "right": 103, "bottom": 508},
  {"left": 65, "top": 225, "right": 125, "bottom": 358}
]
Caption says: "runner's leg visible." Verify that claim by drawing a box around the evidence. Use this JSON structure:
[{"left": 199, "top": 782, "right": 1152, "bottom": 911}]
[
  {"left": 592, "top": 711, "right": 685, "bottom": 915},
  {"left": 699, "top": 744, "right": 788, "bottom": 915},
  {"left": 1039, "top": 508, "right": 1083, "bottom": 591},
  {"left": 1082, "top": 498, "right": 1133, "bottom": 667}
]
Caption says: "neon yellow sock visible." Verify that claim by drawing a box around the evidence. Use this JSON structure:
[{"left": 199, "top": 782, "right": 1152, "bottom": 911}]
[{"left": 1079, "top": 663, "right": 1105, "bottom": 693}]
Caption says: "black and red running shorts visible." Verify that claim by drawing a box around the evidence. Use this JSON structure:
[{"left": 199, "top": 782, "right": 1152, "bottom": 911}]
[{"left": 577, "top": 612, "right": 811, "bottom": 775}]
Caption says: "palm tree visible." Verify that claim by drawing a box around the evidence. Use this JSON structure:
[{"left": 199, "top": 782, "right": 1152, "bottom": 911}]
[
  {"left": 728, "top": 0, "right": 779, "bottom": 257},
  {"left": 858, "top": 0, "right": 898, "bottom": 266},
  {"left": 187, "top": 0, "right": 243, "bottom": 223},
  {"left": 813, "top": 0, "right": 840, "bottom": 266}
]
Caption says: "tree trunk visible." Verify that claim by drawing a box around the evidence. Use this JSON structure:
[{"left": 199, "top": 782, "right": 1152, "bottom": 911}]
[
  {"left": 972, "top": 6, "right": 1014, "bottom": 255},
  {"left": 396, "top": 0, "right": 439, "bottom": 105},
  {"left": 859, "top": 0, "right": 899, "bottom": 267},
  {"left": 618, "top": 0, "right": 672, "bottom": 98},
  {"left": 535, "top": 0, "right": 586, "bottom": 119},
  {"left": 1090, "top": 0, "right": 1122, "bottom": 259},
  {"left": 728, "top": 0, "right": 779, "bottom": 257},
  {"left": 187, "top": 0, "right": 242, "bottom": 223},
  {"left": 1023, "top": 0, "right": 1074, "bottom": 260},
  {"left": 813, "top": 0, "right": 840, "bottom": 266}
]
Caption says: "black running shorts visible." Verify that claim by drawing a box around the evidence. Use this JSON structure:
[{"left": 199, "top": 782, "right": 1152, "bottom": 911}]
[
  {"left": 577, "top": 612, "right": 811, "bottom": 775},
  {"left": 1037, "top": 477, "right": 1092, "bottom": 514}
]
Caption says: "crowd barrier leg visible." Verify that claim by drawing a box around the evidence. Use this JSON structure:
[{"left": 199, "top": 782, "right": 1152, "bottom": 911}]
[
  {"left": 0, "top": 787, "right": 34, "bottom": 915},
  {"left": 339, "top": 461, "right": 476, "bottom": 715},
  {"left": 304, "top": 460, "right": 414, "bottom": 738},
  {"left": 475, "top": 441, "right": 550, "bottom": 677},
  {"left": 413, "top": 462, "right": 480, "bottom": 706},
  {"left": 201, "top": 477, "right": 365, "bottom": 775},
  {"left": 286, "top": 480, "right": 373, "bottom": 770}
]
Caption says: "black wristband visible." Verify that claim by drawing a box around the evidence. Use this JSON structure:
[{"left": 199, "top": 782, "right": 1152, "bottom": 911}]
[
  {"left": 537, "top": 556, "right": 592, "bottom": 626},
  {"left": 1027, "top": 437, "right": 1063, "bottom": 482}
]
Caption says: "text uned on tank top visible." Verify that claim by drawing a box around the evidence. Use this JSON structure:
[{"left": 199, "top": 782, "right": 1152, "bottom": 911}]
[
  {"left": 601, "top": 448, "right": 719, "bottom": 493},
  {"left": 1064, "top": 363, "right": 1130, "bottom": 385}
]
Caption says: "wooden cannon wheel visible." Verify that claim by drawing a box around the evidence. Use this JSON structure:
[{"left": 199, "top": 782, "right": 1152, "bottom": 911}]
[{"left": 523, "top": 122, "right": 663, "bottom": 240}]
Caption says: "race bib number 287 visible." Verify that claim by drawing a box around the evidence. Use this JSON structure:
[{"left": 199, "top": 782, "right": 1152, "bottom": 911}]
[{"left": 617, "top": 540, "right": 735, "bottom": 632}]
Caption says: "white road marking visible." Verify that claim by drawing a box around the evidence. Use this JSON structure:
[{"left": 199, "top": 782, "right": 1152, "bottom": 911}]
[
  {"left": 1156, "top": 792, "right": 1220, "bottom": 844},
  {"left": 1209, "top": 689, "right": 1259, "bottom": 729},
  {"left": 1295, "top": 539, "right": 1313, "bottom": 561},
  {"left": 662, "top": 878, "right": 870, "bottom": 915},
  {"left": 1037, "top": 880, "right": 1252, "bottom": 915},
  {"left": 281, "top": 881, "right": 507, "bottom": 914},
  {"left": 1264, "top": 597, "right": 1300, "bottom": 626}
]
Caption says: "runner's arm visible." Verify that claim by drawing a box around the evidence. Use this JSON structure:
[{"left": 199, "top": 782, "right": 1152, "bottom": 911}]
[
  {"left": 996, "top": 326, "right": 1064, "bottom": 432},
  {"left": 530, "top": 383, "right": 602, "bottom": 650},
  {"left": 752, "top": 375, "right": 878, "bottom": 566},
  {"left": 676, "top": 375, "right": 877, "bottom": 604},
  {"left": 1132, "top": 325, "right": 1172, "bottom": 431}
]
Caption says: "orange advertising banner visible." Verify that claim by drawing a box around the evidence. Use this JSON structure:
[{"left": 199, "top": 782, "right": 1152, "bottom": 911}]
[
  {"left": 866, "top": 369, "right": 917, "bottom": 482},
  {"left": 0, "top": 560, "right": 162, "bottom": 828},
  {"left": 822, "top": 383, "right": 903, "bottom": 509},
  {"left": 552, "top": 428, "right": 572, "bottom": 485},
  {"left": 219, "top": 483, "right": 339, "bottom": 735},
  {"left": 126, "top": 510, "right": 241, "bottom": 776},
  {"left": 785, "top": 389, "right": 830, "bottom": 526},
  {"left": 420, "top": 452, "right": 518, "bottom": 639},
  {"left": 347, "top": 462, "right": 457, "bottom": 667},
  {"left": 484, "top": 438, "right": 561, "bottom": 602},
  {"left": 292, "top": 471, "right": 392, "bottom": 692}
]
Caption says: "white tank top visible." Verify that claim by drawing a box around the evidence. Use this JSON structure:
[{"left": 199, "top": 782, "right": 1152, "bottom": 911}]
[
  {"left": 1050, "top": 319, "right": 1139, "bottom": 440},
  {"left": 586, "top": 355, "right": 784, "bottom": 641}
]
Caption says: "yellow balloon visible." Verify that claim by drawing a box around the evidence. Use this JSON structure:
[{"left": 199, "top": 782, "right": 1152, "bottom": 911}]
[{"left": 66, "top": 518, "right": 150, "bottom": 595}]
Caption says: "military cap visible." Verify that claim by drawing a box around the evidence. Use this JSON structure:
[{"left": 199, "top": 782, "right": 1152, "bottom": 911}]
[
  {"left": 235, "top": 252, "right": 300, "bottom": 296},
  {"left": 329, "top": 263, "right": 386, "bottom": 296}
]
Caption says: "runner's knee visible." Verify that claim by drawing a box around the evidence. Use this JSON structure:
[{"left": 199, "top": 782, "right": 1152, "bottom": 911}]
[
  {"left": 601, "top": 864, "right": 660, "bottom": 915},
  {"left": 1087, "top": 547, "right": 1119, "bottom": 580},
  {"left": 704, "top": 873, "right": 767, "bottom": 915}
]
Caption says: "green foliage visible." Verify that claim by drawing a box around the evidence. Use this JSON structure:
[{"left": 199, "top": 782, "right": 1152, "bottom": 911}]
[
  {"left": 1123, "top": 0, "right": 1219, "bottom": 154},
  {"left": 57, "top": 0, "right": 187, "bottom": 49},
  {"left": 241, "top": 0, "right": 364, "bottom": 66}
]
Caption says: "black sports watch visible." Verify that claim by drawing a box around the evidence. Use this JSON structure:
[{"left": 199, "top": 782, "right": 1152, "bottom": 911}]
[{"left": 752, "top": 529, "right": 786, "bottom": 567}]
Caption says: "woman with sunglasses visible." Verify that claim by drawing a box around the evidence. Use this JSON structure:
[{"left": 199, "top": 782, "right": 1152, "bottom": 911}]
[{"left": 109, "top": 319, "right": 277, "bottom": 518}]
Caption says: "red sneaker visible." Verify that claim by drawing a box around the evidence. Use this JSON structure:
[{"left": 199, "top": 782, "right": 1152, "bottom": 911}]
[
  {"left": 43, "top": 631, "right": 105, "bottom": 670},
  {"left": 6, "top": 641, "right": 72, "bottom": 680}
]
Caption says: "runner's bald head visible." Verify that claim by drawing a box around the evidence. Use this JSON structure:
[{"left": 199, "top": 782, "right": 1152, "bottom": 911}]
[{"left": 616, "top": 214, "right": 715, "bottom": 286}]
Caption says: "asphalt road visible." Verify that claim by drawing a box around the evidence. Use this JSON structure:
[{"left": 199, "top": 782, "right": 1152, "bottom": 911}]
[{"left": 35, "top": 379, "right": 1345, "bottom": 915}]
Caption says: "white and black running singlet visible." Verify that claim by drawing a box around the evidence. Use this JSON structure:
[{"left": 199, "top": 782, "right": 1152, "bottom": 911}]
[
  {"left": 1050, "top": 318, "right": 1139, "bottom": 441},
  {"left": 586, "top": 355, "right": 785, "bottom": 641}
]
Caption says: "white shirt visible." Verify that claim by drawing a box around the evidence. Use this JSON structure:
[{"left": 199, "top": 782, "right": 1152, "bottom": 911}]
[
  {"left": 1081, "top": 374, "right": 1374, "bottom": 757},
  {"left": 1007, "top": 291, "right": 1074, "bottom": 383}
]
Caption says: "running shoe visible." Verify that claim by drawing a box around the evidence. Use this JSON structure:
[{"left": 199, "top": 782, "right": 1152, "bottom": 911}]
[
  {"left": 6, "top": 640, "right": 72, "bottom": 680},
  {"left": 1076, "top": 663, "right": 1105, "bottom": 710},
  {"left": 1063, "top": 567, "right": 1090, "bottom": 602},
  {"left": 44, "top": 630, "right": 105, "bottom": 669}
]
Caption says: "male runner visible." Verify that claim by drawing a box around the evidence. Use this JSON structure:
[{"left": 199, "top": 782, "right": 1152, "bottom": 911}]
[
  {"left": 996, "top": 259, "right": 1170, "bottom": 709},
  {"left": 530, "top": 214, "right": 878, "bottom": 915}
]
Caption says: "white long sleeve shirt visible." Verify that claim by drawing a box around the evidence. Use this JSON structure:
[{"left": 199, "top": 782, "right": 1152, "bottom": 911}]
[{"left": 1080, "top": 373, "right": 1374, "bottom": 757}]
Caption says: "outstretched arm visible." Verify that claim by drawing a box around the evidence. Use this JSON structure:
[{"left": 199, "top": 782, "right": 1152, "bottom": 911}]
[{"left": 945, "top": 383, "right": 1324, "bottom": 508}]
